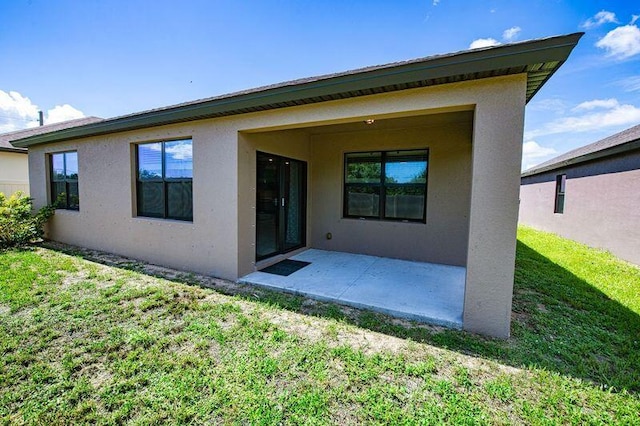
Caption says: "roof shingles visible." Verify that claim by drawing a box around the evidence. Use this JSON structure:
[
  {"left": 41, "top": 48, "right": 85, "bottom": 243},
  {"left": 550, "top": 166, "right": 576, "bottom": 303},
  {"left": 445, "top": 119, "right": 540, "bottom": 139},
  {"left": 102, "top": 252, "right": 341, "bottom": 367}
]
[{"left": 0, "top": 117, "right": 103, "bottom": 152}]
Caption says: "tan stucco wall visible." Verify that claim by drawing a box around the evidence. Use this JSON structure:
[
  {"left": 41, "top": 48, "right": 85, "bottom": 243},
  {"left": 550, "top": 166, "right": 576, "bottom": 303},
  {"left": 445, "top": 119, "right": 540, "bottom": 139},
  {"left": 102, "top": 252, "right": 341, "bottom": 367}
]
[
  {"left": 520, "top": 167, "right": 640, "bottom": 265},
  {"left": 0, "top": 151, "right": 29, "bottom": 196},
  {"left": 28, "top": 74, "right": 527, "bottom": 337},
  {"left": 28, "top": 120, "right": 249, "bottom": 279},
  {"left": 463, "top": 74, "right": 526, "bottom": 338},
  {"left": 308, "top": 123, "right": 472, "bottom": 266}
]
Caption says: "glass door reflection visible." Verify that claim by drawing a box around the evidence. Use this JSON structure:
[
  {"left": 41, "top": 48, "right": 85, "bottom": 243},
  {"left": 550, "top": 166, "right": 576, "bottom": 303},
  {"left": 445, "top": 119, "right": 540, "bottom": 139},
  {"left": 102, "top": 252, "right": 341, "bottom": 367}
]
[{"left": 256, "top": 152, "right": 306, "bottom": 260}]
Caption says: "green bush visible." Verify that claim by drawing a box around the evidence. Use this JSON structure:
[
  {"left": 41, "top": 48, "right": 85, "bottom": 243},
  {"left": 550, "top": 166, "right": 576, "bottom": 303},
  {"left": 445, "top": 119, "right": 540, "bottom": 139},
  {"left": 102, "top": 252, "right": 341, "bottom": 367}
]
[{"left": 0, "top": 192, "right": 55, "bottom": 249}]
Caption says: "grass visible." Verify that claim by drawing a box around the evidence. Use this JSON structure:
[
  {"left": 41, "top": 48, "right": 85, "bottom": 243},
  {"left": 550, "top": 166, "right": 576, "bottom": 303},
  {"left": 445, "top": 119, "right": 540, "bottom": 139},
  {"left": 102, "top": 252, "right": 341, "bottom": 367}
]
[{"left": 1, "top": 227, "right": 639, "bottom": 424}]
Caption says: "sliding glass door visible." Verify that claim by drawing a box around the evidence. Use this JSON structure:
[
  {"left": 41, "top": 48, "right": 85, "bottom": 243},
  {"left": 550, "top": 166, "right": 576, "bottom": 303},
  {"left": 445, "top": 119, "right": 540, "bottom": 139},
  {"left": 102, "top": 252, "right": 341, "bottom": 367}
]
[{"left": 256, "top": 152, "right": 307, "bottom": 260}]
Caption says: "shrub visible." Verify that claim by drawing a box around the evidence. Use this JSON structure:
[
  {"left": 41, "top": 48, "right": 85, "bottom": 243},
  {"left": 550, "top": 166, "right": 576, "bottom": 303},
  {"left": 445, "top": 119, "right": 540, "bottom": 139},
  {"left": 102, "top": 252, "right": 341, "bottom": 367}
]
[{"left": 0, "top": 192, "right": 55, "bottom": 249}]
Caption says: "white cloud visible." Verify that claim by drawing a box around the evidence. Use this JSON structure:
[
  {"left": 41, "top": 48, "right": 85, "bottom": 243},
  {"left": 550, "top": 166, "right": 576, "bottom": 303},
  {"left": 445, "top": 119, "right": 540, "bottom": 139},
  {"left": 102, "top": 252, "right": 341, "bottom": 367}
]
[
  {"left": 147, "top": 141, "right": 193, "bottom": 160},
  {"left": 581, "top": 10, "right": 618, "bottom": 29},
  {"left": 618, "top": 75, "right": 640, "bottom": 92},
  {"left": 522, "top": 140, "right": 557, "bottom": 170},
  {"left": 469, "top": 26, "right": 521, "bottom": 50},
  {"left": 526, "top": 98, "right": 640, "bottom": 139},
  {"left": 0, "top": 89, "right": 86, "bottom": 133},
  {"left": 147, "top": 142, "right": 163, "bottom": 152},
  {"left": 165, "top": 142, "right": 192, "bottom": 160},
  {"left": 0, "top": 90, "right": 38, "bottom": 118},
  {"left": 432, "top": 0, "right": 440, "bottom": 5},
  {"left": 572, "top": 98, "right": 619, "bottom": 111},
  {"left": 596, "top": 24, "right": 640, "bottom": 59},
  {"left": 469, "top": 38, "right": 500, "bottom": 49},
  {"left": 502, "top": 26, "right": 521, "bottom": 41},
  {"left": 46, "top": 104, "right": 85, "bottom": 124},
  {"left": 632, "top": 15, "right": 639, "bottom": 25},
  {"left": 528, "top": 98, "right": 568, "bottom": 113},
  {"left": 0, "top": 90, "right": 39, "bottom": 133}
]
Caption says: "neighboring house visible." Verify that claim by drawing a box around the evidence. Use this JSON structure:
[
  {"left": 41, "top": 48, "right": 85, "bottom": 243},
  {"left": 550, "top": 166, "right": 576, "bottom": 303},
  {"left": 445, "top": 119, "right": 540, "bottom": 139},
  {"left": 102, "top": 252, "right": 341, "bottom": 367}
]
[
  {"left": 12, "top": 33, "right": 582, "bottom": 338},
  {"left": 0, "top": 134, "right": 28, "bottom": 196},
  {"left": 520, "top": 124, "right": 640, "bottom": 265},
  {"left": 0, "top": 117, "right": 103, "bottom": 197}
]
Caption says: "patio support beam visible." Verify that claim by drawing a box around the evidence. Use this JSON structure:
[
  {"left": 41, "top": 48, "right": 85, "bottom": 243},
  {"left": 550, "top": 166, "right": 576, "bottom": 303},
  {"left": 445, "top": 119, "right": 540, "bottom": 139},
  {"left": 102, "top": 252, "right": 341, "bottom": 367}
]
[{"left": 463, "top": 74, "right": 527, "bottom": 338}]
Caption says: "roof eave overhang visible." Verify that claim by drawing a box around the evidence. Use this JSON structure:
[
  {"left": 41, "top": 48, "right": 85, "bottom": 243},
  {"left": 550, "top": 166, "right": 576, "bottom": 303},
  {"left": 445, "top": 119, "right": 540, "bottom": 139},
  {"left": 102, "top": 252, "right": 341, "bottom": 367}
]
[
  {"left": 521, "top": 139, "right": 640, "bottom": 177},
  {"left": 0, "top": 147, "right": 28, "bottom": 154},
  {"left": 13, "top": 32, "right": 583, "bottom": 148}
]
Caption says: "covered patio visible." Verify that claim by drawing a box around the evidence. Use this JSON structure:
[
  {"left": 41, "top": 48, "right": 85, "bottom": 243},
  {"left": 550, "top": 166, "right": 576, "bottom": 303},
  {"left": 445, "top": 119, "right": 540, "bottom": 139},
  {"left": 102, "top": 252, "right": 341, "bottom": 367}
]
[
  {"left": 239, "top": 249, "right": 466, "bottom": 328},
  {"left": 238, "top": 111, "right": 472, "bottom": 329}
]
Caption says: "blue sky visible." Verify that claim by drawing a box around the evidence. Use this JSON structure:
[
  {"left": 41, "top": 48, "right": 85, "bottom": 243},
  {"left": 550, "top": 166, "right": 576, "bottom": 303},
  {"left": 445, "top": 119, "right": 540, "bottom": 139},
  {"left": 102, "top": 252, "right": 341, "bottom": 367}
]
[{"left": 1, "top": 0, "right": 639, "bottom": 169}]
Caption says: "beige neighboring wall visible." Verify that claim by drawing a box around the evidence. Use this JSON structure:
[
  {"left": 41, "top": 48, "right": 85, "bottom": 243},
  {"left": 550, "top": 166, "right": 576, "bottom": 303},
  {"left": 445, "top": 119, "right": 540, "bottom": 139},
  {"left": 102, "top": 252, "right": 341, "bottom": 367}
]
[{"left": 0, "top": 151, "right": 29, "bottom": 196}]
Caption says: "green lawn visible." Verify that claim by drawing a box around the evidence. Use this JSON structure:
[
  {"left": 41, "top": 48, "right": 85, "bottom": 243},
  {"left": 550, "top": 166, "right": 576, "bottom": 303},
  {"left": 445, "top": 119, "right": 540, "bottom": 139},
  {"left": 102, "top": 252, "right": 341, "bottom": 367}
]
[{"left": 1, "top": 227, "right": 639, "bottom": 424}]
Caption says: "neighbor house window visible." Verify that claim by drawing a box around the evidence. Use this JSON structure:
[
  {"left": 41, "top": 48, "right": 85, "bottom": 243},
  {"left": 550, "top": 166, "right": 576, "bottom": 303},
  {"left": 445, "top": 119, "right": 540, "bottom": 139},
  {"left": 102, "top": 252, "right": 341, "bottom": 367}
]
[
  {"left": 554, "top": 174, "right": 566, "bottom": 214},
  {"left": 344, "top": 149, "right": 428, "bottom": 222},
  {"left": 50, "top": 151, "right": 79, "bottom": 210},
  {"left": 136, "top": 139, "right": 193, "bottom": 221}
]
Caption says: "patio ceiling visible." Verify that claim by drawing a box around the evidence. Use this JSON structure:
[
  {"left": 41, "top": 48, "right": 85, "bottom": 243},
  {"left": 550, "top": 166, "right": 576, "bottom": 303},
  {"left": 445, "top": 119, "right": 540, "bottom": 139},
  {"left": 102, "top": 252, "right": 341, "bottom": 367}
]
[{"left": 297, "top": 110, "right": 475, "bottom": 135}]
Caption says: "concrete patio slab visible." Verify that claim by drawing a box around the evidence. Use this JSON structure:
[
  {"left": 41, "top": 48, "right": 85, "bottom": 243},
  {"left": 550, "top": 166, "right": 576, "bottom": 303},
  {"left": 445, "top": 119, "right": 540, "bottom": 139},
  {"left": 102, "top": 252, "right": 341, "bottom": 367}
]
[{"left": 239, "top": 249, "right": 466, "bottom": 328}]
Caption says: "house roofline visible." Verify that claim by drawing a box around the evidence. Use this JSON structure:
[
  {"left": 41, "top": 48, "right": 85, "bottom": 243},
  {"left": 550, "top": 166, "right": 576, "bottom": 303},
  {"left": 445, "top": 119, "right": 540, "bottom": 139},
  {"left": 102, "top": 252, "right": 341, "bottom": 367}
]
[
  {"left": 1, "top": 116, "right": 103, "bottom": 150},
  {"left": 13, "top": 32, "right": 583, "bottom": 148},
  {"left": 521, "top": 139, "right": 640, "bottom": 177},
  {"left": 0, "top": 147, "right": 28, "bottom": 154}
]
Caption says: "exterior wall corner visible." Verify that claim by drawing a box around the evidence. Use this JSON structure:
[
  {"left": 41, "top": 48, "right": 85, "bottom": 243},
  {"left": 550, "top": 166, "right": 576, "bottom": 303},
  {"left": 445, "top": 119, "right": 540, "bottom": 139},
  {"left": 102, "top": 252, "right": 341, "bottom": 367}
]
[{"left": 463, "top": 74, "right": 527, "bottom": 338}]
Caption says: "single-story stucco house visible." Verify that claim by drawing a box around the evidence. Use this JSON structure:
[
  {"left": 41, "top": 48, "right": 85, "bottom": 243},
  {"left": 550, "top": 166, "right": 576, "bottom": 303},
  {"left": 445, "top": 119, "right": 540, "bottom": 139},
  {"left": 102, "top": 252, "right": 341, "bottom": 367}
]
[
  {"left": 12, "top": 33, "right": 582, "bottom": 338},
  {"left": 520, "top": 123, "right": 640, "bottom": 265},
  {"left": 0, "top": 117, "right": 104, "bottom": 196}
]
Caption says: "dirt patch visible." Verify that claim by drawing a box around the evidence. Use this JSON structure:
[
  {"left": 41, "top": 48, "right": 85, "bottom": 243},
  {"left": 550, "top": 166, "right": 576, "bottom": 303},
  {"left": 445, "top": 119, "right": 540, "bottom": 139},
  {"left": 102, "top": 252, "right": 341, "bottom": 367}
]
[
  {"left": 79, "top": 362, "right": 113, "bottom": 389},
  {"left": 511, "top": 309, "right": 530, "bottom": 324}
]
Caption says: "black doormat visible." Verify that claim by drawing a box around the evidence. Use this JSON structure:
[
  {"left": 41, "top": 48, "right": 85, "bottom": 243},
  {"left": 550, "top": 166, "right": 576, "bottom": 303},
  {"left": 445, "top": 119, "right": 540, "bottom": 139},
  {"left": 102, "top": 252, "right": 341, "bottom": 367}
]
[{"left": 261, "top": 259, "right": 311, "bottom": 276}]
